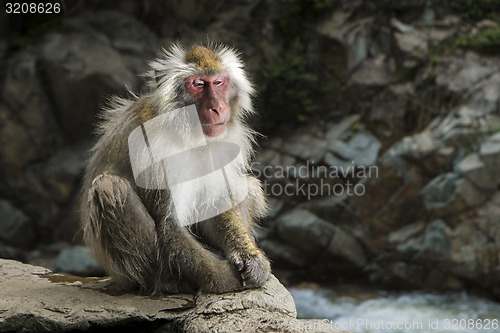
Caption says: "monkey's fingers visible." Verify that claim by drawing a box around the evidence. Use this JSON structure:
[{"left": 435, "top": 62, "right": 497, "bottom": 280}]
[
  {"left": 241, "top": 273, "right": 247, "bottom": 287},
  {"left": 234, "top": 259, "right": 245, "bottom": 272},
  {"left": 230, "top": 252, "right": 270, "bottom": 289}
]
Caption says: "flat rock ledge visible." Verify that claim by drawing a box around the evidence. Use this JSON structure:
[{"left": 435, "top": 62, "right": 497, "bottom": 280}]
[{"left": 0, "top": 259, "right": 343, "bottom": 332}]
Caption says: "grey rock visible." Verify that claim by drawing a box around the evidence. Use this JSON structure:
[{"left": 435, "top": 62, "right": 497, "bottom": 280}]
[
  {"left": 450, "top": 220, "right": 489, "bottom": 279},
  {"left": 64, "top": 10, "right": 159, "bottom": 57},
  {"left": 324, "top": 152, "right": 354, "bottom": 171},
  {"left": 349, "top": 54, "right": 391, "bottom": 87},
  {"left": 394, "top": 132, "right": 440, "bottom": 159},
  {"left": 281, "top": 128, "right": 327, "bottom": 163},
  {"left": 467, "top": 72, "right": 500, "bottom": 115},
  {"left": 266, "top": 197, "right": 284, "bottom": 218},
  {"left": 394, "top": 31, "right": 428, "bottom": 59},
  {"left": 2, "top": 50, "right": 64, "bottom": 165},
  {"left": 43, "top": 142, "right": 91, "bottom": 203},
  {"left": 287, "top": 161, "right": 311, "bottom": 180},
  {"left": 0, "top": 104, "right": 37, "bottom": 169},
  {"left": 259, "top": 239, "right": 307, "bottom": 268},
  {"left": 396, "top": 236, "right": 425, "bottom": 259},
  {"left": 0, "top": 259, "right": 342, "bottom": 333},
  {"left": 436, "top": 106, "right": 480, "bottom": 137},
  {"left": 480, "top": 132, "right": 500, "bottom": 170},
  {"left": 476, "top": 19, "right": 499, "bottom": 31},
  {"left": 390, "top": 18, "right": 428, "bottom": 64},
  {"left": 387, "top": 221, "right": 426, "bottom": 247},
  {"left": 316, "top": 10, "right": 351, "bottom": 43},
  {"left": 419, "top": 220, "right": 452, "bottom": 257},
  {"left": 478, "top": 191, "right": 500, "bottom": 227},
  {"left": 348, "top": 131, "right": 382, "bottom": 166},
  {"left": 326, "top": 114, "right": 361, "bottom": 145},
  {"left": 268, "top": 137, "right": 284, "bottom": 150},
  {"left": 252, "top": 149, "right": 281, "bottom": 170},
  {"left": 253, "top": 149, "right": 298, "bottom": 183},
  {"left": 326, "top": 227, "right": 366, "bottom": 267},
  {"left": 378, "top": 144, "right": 422, "bottom": 183},
  {"left": 329, "top": 140, "right": 358, "bottom": 161},
  {"left": 54, "top": 246, "right": 104, "bottom": 276},
  {"left": 455, "top": 134, "right": 500, "bottom": 191},
  {"left": 344, "top": 18, "right": 374, "bottom": 70},
  {"left": 369, "top": 83, "right": 414, "bottom": 139},
  {"left": 275, "top": 209, "right": 366, "bottom": 269},
  {"left": 0, "top": 243, "right": 26, "bottom": 262},
  {"left": 0, "top": 200, "right": 35, "bottom": 250},
  {"left": 39, "top": 30, "right": 137, "bottom": 141},
  {"left": 421, "top": 173, "right": 486, "bottom": 216},
  {"left": 390, "top": 17, "right": 415, "bottom": 34},
  {"left": 276, "top": 209, "right": 336, "bottom": 256},
  {"left": 436, "top": 52, "right": 495, "bottom": 96},
  {"left": 455, "top": 153, "right": 486, "bottom": 186}
]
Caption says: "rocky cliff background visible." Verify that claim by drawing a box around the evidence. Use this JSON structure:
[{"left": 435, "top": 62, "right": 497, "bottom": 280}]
[{"left": 1, "top": 0, "right": 500, "bottom": 300}]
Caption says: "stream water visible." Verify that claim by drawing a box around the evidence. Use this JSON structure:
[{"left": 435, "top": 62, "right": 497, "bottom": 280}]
[{"left": 289, "top": 286, "right": 500, "bottom": 333}]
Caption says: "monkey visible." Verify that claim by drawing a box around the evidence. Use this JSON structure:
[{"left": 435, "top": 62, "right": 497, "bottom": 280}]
[{"left": 80, "top": 43, "right": 270, "bottom": 295}]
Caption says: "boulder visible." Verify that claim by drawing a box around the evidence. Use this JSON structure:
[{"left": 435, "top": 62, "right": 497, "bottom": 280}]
[
  {"left": 349, "top": 54, "right": 392, "bottom": 87},
  {"left": 0, "top": 259, "right": 342, "bottom": 333},
  {"left": 455, "top": 132, "right": 500, "bottom": 191},
  {"left": 37, "top": 11, "right": 159, "bottom": 142},
  {"left": 435, "top": 52, "right": 496, "bottom": 99},
  {"left": 0, "top": 200, "right": 35, "bottom": 250},
  {"left": 1, "top": 50, "right": 64, "bottom": 168},
  {"left": 392, "top": 18, "right": 428, "bottom": 61},
  {"left": 273, "top": 209, "right": 366, "bottom": 274},
  {"left": 54, "top": 246, "right": 104, "bottom": 276},
  {"left": 420, "top": 173, "right": 486, "bottom": 217}
]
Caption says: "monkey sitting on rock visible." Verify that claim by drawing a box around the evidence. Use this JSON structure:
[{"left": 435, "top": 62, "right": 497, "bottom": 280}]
[{"left": 80, "top": 43, "right": 270, "bottom": 294}]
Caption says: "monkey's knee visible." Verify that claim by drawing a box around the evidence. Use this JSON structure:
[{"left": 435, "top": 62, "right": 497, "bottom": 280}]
[{"left": 89, "top": 173, "right": 132, "bottom": 210}]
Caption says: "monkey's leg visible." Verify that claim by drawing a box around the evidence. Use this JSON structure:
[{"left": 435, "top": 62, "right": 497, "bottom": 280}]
[
  {"left": 83, "top": 173, "right": 158, "bottom": 294},
  {"left": 198, "top": 207, "right": 271, "bottom": 289}
]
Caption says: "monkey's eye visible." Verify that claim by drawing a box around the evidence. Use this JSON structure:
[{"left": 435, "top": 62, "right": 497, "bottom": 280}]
[
  {"left": 193, "top": 79, "right": 204, "bottom": 87},
  {"left": 213, "top": 79, "right": 224, "bottom": 86}
]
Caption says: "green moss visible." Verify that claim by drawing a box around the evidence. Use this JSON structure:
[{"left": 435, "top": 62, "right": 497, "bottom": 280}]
[
  {"left": 257, "top": 42, "right": 318, "bottom": 129},
  {"left": 349, "top": 122, "right": 364, "bottom": 132},
  {"left": 277, "top": 0, "right": 336, "bottom": 37},
  {"left": 390, "top": 69, "right": 414, "bottom": 84},
  {"left": 461, "top": 27, "right": 500, "bottom": 54},
  {"left": 428, "top": 27, "right": 500, "bottom": 57},
  {"left": 450, "top": 0, "right": 500, "bottom": 22},
  {"left": 420, "top": 71, "right": 437, "bottom": 88},
  {"left": 428, "top": 35, "right": 462, "bottom": 58}
]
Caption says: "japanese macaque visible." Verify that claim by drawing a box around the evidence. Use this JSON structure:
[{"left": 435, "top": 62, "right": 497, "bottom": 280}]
[{"left": 80, "top": 43, "right": 270, "bottom": 294}]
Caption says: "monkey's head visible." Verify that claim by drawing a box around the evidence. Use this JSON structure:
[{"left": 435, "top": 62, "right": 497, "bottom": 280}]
[{"left": 148, "top": 43, "right": 254, "bottom": 139}]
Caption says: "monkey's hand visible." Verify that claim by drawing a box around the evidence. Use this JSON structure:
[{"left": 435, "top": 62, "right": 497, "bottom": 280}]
[{"left": 229, "top": 250, "right": 270, "bottom": 289}]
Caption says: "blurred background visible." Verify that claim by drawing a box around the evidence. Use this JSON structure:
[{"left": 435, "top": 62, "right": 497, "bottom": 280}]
[{"left": 2, "top": 0, "right": 500, "bottom": 331}]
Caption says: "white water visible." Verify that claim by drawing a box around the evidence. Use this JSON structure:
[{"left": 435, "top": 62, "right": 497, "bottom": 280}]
[{"left": 289, "top": 287, "right": 500, "bottom": 333}]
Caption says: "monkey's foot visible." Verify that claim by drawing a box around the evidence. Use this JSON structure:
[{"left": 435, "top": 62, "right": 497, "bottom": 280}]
[{"left": 229, "top": 252, "right": 270, "bottom": 289}]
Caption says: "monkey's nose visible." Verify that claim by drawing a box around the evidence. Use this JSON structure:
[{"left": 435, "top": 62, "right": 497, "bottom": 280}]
[{"left": 211, "top": 108, "right": 220, "bottom": 115}]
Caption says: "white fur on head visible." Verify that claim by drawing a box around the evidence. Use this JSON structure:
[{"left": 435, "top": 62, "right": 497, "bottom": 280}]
[
  {"left": 147, "top": 43, "right": 255, "bottom": 118},
  {"left": 146, "top": 43, "right": 257, "bottom": 162}
]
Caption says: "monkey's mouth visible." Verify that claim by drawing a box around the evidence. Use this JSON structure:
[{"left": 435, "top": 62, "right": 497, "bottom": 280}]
[
  {"left": 201, "top": 121, "right": 227, "bottom": 137},
  {"left": 202, "top": 121, "right": 226, "bottom": 127}
]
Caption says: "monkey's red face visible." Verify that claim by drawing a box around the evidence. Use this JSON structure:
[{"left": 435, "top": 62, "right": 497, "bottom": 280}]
[{"left": 185, "top": 74, "right": 231, "bottom": 137}]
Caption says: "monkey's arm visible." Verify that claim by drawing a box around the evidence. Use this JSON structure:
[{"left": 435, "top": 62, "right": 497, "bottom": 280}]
[
  {"left": 208, "top": 208, "right": 271, "bottom": 288},
  {"left": 197, "top": 176, "right": 270, "bottom": 288}
]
